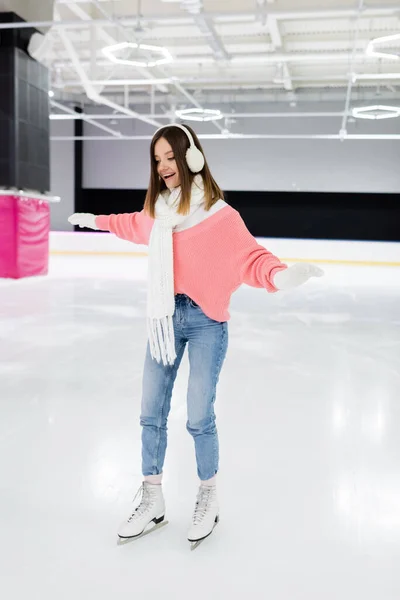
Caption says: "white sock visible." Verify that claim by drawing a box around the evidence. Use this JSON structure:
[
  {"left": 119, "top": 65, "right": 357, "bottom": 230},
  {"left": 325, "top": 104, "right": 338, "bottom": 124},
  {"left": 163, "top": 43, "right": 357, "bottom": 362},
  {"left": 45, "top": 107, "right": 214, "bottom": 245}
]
[
  {"left": 200, "top": 475, "right": 216, "bottom": 488},
  {"left": 144, "top": 473, "right": 163, "bottom": 485}
]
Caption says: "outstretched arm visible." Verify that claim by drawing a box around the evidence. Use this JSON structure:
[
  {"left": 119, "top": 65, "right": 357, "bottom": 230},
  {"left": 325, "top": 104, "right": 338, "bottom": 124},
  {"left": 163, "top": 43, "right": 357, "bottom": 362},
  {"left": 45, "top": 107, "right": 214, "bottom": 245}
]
[
  {"left": 234, "top": 212, "right": 324, "bottom": 291},
  {"left": 68, "top": 210, "right": 154, "bottom": 245}
]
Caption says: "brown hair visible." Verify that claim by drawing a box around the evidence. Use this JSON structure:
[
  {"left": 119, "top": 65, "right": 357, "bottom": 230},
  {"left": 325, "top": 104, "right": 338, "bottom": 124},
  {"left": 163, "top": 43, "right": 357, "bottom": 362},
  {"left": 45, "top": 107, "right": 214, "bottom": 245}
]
[{"left": 143, "top": 123, "right": 224, "bottom": 219}]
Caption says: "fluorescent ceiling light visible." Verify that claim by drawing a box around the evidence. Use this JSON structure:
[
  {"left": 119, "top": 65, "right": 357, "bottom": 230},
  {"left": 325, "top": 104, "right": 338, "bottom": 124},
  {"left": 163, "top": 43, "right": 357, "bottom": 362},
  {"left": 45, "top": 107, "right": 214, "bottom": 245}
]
[
  {"left": 102, "top": 42, "right": 173, "bottom": 68},
  {"left": 366, "top": 34, "right": 400, "bottom": 61},
  {"left": 50, "top": 114, "right": 76, "bottom": 120},
  {"left": 352, "top": 105, "right": 400, "bottom": 120},
  {"left": 163, "top": 0, "right": 203, "bottom": 9},
  {"left": 175, "top": 108, "right": 224, "bottom": 122},
  {"left": 354, "top": 73, "right": 400, "bottom": 81}
]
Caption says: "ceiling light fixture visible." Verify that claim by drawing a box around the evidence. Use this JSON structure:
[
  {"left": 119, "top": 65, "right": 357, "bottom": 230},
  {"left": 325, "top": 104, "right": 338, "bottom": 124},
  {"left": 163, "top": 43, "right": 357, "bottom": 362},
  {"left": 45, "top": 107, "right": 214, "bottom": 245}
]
[
  {"left": 366, "top": 33, "right": 400, "bottom": 61},
  {"left": 352, "top": 105, "right": 400, "bottom": 120},
  {"left": 102, "top": 42, "right": 173, "bottom": 68},
  {"left": 161, "top": 0, "right": 203, "bottom": 13},
  {"left": 175, "top": 108, "right": 224, "bottom": 122},
  {"left": 353, "top": 73, "right": 400, "bottom": 81}
]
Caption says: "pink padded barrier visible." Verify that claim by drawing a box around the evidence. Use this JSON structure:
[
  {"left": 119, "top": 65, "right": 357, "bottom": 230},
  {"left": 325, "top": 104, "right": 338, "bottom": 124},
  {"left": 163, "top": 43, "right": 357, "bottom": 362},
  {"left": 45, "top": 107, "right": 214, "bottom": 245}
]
[{"left": 0, "top": 194, "right": 50, "bottom": 279}]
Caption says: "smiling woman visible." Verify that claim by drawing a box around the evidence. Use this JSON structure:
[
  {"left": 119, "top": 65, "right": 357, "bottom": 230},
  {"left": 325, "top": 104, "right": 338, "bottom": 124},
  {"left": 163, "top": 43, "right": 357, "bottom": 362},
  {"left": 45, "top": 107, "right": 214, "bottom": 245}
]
[
  {"left": 144, "top": 123, "right": 223, "bottom": 219},
  {"left": 67, "top": 122, "right": 323, "bottom": 550}
]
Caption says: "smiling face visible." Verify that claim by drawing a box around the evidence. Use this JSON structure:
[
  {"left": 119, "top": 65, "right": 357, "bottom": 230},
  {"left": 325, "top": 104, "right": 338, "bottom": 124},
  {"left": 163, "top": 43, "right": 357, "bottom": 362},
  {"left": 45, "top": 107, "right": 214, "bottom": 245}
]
[
  {"left": 144, "top": 124, "right": 224, "bottom": 220},
  {"left": 154, "top": 136, "right": 181, "bottom": 190}
]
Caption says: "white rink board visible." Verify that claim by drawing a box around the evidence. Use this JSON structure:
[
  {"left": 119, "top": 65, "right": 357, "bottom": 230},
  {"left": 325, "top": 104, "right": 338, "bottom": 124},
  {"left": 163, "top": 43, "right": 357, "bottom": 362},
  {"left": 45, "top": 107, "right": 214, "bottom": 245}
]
[{"left": 50, "top": 231, "right": 400, "bottom": 266}]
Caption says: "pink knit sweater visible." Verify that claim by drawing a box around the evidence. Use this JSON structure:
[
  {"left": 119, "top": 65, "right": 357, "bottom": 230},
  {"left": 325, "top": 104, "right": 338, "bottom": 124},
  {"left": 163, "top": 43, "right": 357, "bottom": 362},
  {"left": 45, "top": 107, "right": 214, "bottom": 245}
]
[{"left": 95, "top": 205, "right": 287, "bottom": 322}]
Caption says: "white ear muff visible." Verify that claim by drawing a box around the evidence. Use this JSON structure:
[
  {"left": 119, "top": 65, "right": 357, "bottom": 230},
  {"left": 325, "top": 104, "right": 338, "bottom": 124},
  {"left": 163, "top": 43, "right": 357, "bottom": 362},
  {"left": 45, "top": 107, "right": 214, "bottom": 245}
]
[
  {"left": 185, "top": 145, "right": 205, "bottom": 173},
  {"left": 153, "top": 123, "right": 205, "bottom": 173}
]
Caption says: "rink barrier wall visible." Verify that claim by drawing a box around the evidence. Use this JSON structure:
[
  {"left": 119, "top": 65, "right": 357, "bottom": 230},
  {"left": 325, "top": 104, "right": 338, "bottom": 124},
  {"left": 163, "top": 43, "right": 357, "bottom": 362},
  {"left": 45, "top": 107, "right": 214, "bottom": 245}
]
[
  {"left": 49, "top": 233, "right": 400, "bottom": 267},
  {"left": 76, "top": 188, "right": 400, "bottom": 242}
]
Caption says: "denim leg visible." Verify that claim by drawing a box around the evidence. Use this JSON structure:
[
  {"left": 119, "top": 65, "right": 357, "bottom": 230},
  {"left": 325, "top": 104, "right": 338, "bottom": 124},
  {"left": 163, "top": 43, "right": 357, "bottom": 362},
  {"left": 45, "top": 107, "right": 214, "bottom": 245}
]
[
  {"left": 140, "top": 334, "right": 186, "bottom": 476},
  {"left": 186, "top": 316, "right": 228, "bottom": 481}
]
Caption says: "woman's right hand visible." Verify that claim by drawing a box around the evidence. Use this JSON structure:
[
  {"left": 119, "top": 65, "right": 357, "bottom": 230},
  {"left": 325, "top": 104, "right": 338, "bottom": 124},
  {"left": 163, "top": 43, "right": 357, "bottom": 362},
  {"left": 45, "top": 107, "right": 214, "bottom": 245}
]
[
  {"left": 273, "top": 262, "right": 324, "bottom": 290},
  {"left": 68, "top": 213, "right": 99, "bottom": 230}
]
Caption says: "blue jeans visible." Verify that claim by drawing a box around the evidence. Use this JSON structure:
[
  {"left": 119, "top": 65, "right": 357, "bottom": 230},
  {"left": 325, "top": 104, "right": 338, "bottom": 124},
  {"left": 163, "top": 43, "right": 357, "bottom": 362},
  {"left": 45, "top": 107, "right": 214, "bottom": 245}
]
[{"left": 140, "top": 294, "right": 229, "bottom": 481}]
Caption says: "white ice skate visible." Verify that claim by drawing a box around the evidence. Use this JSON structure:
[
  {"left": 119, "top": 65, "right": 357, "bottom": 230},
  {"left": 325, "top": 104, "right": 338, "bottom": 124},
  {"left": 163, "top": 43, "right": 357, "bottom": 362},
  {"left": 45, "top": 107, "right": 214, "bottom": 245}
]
[
  {"left": 117, "top": 482, "right": 167, "bottom": 544},
  {"left": 188, "top": 485, "right": 219, "bottom": 551}
]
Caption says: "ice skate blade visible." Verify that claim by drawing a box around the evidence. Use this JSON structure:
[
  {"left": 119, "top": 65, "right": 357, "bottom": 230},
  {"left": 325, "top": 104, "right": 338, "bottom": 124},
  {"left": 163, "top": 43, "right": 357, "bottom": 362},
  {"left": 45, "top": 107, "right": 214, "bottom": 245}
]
[
  {"left": 190, "top": 538, "right": 205, "bottom": 551},
  {"left": 117, "top": 519, "right": 168, "bottom": 546},
  {"left": 189, "top": 515, "right": 219, "bottom": 551}
]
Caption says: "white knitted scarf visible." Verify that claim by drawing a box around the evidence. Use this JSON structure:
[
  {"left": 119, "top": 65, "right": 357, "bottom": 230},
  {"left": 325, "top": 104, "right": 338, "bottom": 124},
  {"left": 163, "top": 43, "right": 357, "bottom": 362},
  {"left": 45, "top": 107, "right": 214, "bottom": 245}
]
[{"left": 147, "top": 175, "right": 206, "bottom": 366}]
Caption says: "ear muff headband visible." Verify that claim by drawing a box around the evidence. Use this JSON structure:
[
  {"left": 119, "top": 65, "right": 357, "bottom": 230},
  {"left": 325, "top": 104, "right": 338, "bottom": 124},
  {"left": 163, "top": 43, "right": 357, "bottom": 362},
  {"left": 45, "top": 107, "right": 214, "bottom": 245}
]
[{"left": 153, "top": 123, "right": 205, "bottom": 173}]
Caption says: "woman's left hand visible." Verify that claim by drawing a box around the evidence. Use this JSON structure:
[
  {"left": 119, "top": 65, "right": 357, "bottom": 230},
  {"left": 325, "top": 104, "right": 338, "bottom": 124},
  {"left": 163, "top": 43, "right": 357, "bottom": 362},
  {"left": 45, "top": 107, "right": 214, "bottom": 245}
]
[{"left": 273, "top": 263, "right": 325, "bottom": 290}]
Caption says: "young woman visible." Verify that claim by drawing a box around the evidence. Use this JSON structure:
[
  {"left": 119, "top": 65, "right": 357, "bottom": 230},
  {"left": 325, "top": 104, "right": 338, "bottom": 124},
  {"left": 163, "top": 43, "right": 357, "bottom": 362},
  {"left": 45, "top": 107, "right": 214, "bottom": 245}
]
[{"left": 68, "top": 123, "right": 323, "bottom": 548}]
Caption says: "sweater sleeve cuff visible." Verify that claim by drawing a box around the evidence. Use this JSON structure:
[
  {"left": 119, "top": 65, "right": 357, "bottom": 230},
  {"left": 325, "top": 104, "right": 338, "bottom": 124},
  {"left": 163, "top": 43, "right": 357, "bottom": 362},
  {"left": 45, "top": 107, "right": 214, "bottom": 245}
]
[
  {"left": 95, "top": 215, "right": 110, "bottom": 231},
  {"left": 270, "top": 264, "right": 288, "bottom": 291}
]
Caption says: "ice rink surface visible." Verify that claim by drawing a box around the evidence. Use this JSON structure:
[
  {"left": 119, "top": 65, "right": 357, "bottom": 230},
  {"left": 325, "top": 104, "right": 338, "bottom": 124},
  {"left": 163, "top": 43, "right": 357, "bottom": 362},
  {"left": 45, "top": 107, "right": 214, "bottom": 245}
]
[{"left": 1, "top": 254, "right": 399, "bottom": 599}]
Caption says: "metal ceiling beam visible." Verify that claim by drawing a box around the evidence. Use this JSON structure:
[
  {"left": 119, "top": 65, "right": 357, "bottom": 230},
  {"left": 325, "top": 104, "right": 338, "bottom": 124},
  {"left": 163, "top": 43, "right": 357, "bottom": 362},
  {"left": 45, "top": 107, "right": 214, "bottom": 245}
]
[
  {"left": 63, "top": 0, "right": 169, "bottom": 94},
  {"left": 54, "top": 7, "right": 162, "bottom": 128},
  {"left": 170, "top": 51, "right": 378, "bottom": 64},
  {"left": 54, "top": 4, "right": 229, "bottom": 139},
  {"left": 272, "top": 6, "right": 398, "bottom": 20},
  {"left": 54, "top": 73, "right": 400, "bottom": 88},
  {"left": 59, "top": 0, "right": 212, "bottom": 127},
  {"left": 50, "top": 111, "right": 350, "bottom": 120},
  {"left": 56, "top": 78, "right": 173, "bottom": 86},
  {"left": 0, "top": 18, "right": 100, "bottom": 29},
  {"left": 193, "top": 14, "right": 230, "bottom": 61},
  {"left": 50, "top": 99, "right": 122, "bottom": 136},
  {"left": 51, "top": 134, "right": 400, "bottom": 141},
  {"left": 74, "top": 86, "right": 400, "bottom": 104},
  {"left": 267, "top": 15, "right": 293, "bottom": 91},
  {"left": 49, "top": 50, "right": 378, "bottom": 70},
  {"left": 340, "top": 0, "right": 365, "bottom": 137},
  {"left": 0, "top": 5, "right": 397, "bottom": 30},
  {"left": 71, "top": 91, "right": 400, "bottom": 109}
]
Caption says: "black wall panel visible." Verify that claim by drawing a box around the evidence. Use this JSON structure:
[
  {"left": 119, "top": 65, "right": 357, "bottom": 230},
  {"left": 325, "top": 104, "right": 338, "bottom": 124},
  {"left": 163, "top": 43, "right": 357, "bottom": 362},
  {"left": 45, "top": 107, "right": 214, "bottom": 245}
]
[
  {"left": 79, "top": 188, "right": 400, "bottom": 242},
  {"left": 0, "top": 13, "right": 50, "bottom": 193}
]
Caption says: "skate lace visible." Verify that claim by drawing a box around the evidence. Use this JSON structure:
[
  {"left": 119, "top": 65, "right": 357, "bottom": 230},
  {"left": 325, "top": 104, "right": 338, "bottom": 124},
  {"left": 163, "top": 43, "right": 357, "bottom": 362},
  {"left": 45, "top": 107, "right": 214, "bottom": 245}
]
[
  {"left": 127, "top": 484, "right": 154, "bottom": 522},
  {"left": 192, "top": 487, "right": 215, "bottom": 525}
]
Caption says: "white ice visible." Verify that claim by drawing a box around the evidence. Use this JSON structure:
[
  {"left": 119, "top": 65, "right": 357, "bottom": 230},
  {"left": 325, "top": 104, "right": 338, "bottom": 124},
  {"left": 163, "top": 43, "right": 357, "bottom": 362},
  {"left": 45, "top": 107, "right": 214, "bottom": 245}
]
[{"left": 0, "top": 255, "right": 399, "bottom": 599}]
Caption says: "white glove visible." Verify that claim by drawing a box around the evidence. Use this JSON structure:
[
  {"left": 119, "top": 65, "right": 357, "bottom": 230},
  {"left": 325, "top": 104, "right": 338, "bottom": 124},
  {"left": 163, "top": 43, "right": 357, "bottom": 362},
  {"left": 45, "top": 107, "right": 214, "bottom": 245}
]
[
  {"left": 68, "top": 213, "right": 99, "bottom": 230},
  {"left": 273, "top": 263, "right": 324, "bottom": 290}
]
